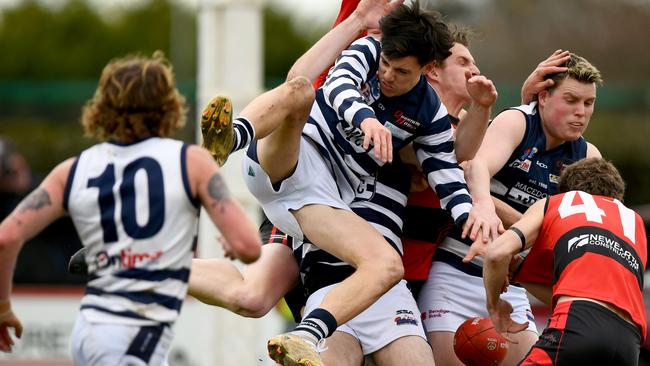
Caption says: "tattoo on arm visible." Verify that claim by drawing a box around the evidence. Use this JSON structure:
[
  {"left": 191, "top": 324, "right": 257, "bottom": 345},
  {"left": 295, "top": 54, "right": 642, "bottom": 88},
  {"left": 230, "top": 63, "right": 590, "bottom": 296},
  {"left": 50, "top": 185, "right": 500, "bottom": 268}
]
[
  {"left": 207, "top": 173, "right": 231, "bottom": 211},
  {"left": 18, "top": 188, "right": 52, "bottom": 214}
]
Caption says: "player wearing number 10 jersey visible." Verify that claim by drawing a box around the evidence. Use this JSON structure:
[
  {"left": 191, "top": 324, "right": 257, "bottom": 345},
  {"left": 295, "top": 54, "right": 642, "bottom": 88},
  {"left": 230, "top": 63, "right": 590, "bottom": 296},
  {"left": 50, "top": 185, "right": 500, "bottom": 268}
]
[
  {"left": 484, "top": 158, "right": 647, "bottom": 365},
  {"left": 0, "top": 53, "right": 261, "bottom": 364}
]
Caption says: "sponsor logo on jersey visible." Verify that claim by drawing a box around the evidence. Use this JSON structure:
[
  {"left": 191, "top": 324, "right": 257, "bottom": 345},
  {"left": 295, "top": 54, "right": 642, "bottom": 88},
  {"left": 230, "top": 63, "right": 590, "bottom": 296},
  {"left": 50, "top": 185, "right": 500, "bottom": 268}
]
[
  {"left": 568, "top": 234, "right": 590, "bottom": 252},
  {"left": 536, "top": 160, "right": 548, "bottom": 169},
  {"left": 519, "top": 147, "right": 538, "bottom": 161},
  {"left": 338, "top": 124, "right": 367, "bottom": 152},
  {"left": 509, "top": 159, "right": 532, "bottom": 172},
  {"left": 384, "top": 121, "right": 413, "bottom": 140},
  {"left": 94, "top": 249, "right": 163, "bottom": 271},
  {"left": 360, "top": 81, "right": 380, "bottom": 105},
  {"left": 567, "top": 233, "right": 640, "bottom": 271},
  {"left": 507, "top": 182, "right": 547, "bottom": 206},
  {"left": 549, "top": 174, "right": 559, "bottom": 184},
  {"left": 392, "top": 110, "right": 421, "bottom": 132},
  {"left": 394, "top": 309, "right": 418, "bottom": 326}
]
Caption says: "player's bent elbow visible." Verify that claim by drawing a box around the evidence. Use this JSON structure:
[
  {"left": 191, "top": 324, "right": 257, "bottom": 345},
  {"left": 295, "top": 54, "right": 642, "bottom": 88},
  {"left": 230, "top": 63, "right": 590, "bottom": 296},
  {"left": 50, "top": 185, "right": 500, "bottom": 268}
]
[
  {"left": 236, "top": 242, "right": 262, "bottom": 264},
  {"left": 233, "top": 292, "right": 274, "bottom": 318}
]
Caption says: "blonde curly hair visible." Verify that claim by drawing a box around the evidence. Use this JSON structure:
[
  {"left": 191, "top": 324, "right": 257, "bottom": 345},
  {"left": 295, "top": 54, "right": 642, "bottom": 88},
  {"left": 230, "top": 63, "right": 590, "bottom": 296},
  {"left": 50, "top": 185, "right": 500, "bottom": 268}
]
[{"left": 81, "top": 51, "right": 187, "bottom": 143}]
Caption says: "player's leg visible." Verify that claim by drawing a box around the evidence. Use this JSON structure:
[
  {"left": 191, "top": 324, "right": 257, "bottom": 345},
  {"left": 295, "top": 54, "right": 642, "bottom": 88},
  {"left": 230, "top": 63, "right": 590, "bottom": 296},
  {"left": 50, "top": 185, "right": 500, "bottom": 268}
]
[
  {"left": 320, "top": 331, "right": 365, "bottom": 366},
  {"left": 371, "top": 336, "right": 434, "bottom": 366},
  {"left": 427, "top": 331, "right": 464, "bottom": 366},
  {"left": 292, "top": 204, "right": 404, "bottom": 327},
  {"left": 241, "top": 76, "right": 315, "bottom": 183},
  {"left": 188, "top": 243, "right": 298, "bottom": 318},
  {"left": 503, "top": 330, "right": 538, "bottom": 365},
  {"left": 202, "top": 76, "right": 314, "bottom": 171}
]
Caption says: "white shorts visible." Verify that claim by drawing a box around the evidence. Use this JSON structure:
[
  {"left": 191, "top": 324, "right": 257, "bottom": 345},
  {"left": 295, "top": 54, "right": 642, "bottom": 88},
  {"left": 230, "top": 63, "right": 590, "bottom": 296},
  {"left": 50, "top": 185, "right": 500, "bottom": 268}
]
[
  {"left": 243, "top": 137, "right": 351, "bottom": 241},
  {"left": 418, "top": 261, "right": 538, "bottom": 334},
  {"left": 71, "top": 312, "right": 173, "bottom": 366},
  {"left": 304, "top": 280, "right": 426, "bottom": 355}
]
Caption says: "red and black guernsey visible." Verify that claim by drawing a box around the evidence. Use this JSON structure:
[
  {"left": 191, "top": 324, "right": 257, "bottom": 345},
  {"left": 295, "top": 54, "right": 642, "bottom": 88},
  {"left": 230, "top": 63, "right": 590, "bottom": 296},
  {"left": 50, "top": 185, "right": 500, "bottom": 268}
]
[{"left": 515, "top": 191, "right": 648, "bottom": 338}]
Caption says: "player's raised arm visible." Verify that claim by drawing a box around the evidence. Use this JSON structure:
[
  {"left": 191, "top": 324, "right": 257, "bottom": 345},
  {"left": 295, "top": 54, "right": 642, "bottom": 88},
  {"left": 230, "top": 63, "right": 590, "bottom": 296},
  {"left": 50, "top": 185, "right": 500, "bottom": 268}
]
[
  {"left": 287, "top": 0, "right": 403, "bottom": 83},
  {"left": 186, "top": 145, "right": 261, "bottom": 263}
]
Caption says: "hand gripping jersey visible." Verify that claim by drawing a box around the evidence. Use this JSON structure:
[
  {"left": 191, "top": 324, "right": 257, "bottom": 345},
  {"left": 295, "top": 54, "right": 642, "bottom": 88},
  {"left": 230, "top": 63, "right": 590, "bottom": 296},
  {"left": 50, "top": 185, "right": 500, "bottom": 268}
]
[
  {"left": 64, "top": 138, "right": 200, "bottom": 326},
  {"left": 491, "top": 102, "right": 587, "bottom": 213},
  {"left": 515, "top": 191, "right": 648, "bottom": 338}
]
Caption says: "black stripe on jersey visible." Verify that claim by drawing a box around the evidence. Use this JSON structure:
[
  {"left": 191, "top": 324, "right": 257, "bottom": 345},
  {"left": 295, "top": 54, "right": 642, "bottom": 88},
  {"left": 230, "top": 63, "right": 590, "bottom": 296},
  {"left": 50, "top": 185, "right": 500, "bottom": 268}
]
[
  {"left": 63, "top": 157, "right": 79, "bottom": 211},
  {"left": 80, "top": 304, "right": 170, "bottom": 324},
  {"left": 126, "top": 325, "right": 165, "bottom": 363},
  {"left": 415, "top": 140, "right": 455, "bottom": 154},
  {"left": 351, "top": 207, "right": 402, "bottom": 244},
  {"left": 419, "top": 156, "right": 462, "bottom": 172},
  {"left": 434, "top": 249, "right": 483, "bottom": 277},
  {"left": 89, "top": 268, "right": 191, "bottom": 283},
  {"left": 306, "top": 129, "right": 356, "bottom": 192},
  {"left": 85, "top": 286, "right": 183, "bottom": 311},
  {"left": 356, "top": 192, "right": 405, "bottom": 217},
  {"left": 180, "top": 144, "right": 200, "bottom": 209},
  {"left": 246, "top": 139, "right": 260, "bottom": 163},
  {"left": 553, "top": 226, "right": 644, "bottom": 289}
]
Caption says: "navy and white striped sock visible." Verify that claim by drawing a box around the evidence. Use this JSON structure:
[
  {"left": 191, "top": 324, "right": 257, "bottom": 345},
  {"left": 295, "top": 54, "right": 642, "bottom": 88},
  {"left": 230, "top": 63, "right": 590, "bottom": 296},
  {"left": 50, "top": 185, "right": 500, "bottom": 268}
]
[
  {"left": 291, "top": 308, "right": 337, "bottom": 346},
  {"left": 232, "top": 117, "right": 255, "bottom": 153}
]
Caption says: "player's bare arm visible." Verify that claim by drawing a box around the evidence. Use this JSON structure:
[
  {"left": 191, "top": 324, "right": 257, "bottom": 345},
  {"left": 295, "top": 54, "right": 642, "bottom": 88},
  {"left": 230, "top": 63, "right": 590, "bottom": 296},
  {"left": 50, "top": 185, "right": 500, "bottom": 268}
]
[
  {"left": 463, "top": 111, "right": 527, "bottom": 242},
  {"left": 586, "top": 142, "right": 602, "bottom": 158},
  {"left": 287, "top": 0, "right": 403, "bottom": 83},
  {"left": 493, "top": 197, "right": 522, "bottom": 229},
  {"left": 0, "top": 158, "right": 71, "bottom": 352},
  {"left": 483, "top": 199, "right": 545, "bottom": 339},
  {"left": 454, "top": 73, "right": 497, "bottom": 163},
  {"left": 187, "top": 145, "right": 260, "bottom": 263}
]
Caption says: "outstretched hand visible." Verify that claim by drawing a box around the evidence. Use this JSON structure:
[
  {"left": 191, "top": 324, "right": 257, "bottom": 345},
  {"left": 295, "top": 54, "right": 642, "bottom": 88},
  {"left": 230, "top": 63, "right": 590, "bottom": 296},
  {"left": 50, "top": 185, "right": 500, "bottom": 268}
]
[
  {"left": 466, "top": 72, "right": 498, "bottom": 108},
  {"left": 521, "top": 49, "right": 570, "bottom": 104},
  {"left": 462, "top": 201, "right": 504, "bottom": 243},
  {"left": 0, "top": 302, "right": 23, "bottom": 353},
  {"left": 354, "top": 0, "right": 405, "bottom": 31},
  {"left": 488, "top": 299, "right": 529, "bottom": 343},
  {"left": 360, "top": 118, "right": 393, "bottom": 163},
  {"left": 463, "top": 232, "right": 489, "bottom": 263}
]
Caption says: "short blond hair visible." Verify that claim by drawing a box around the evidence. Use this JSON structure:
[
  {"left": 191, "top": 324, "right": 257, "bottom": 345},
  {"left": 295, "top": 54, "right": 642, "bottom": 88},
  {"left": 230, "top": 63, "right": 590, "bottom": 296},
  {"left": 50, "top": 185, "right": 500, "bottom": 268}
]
[
  {"left": 546, "top": 53, "right": 603, "bottom": 91},
  {"left": 81, "top": 51, "right": 187, "bottom": 143}
]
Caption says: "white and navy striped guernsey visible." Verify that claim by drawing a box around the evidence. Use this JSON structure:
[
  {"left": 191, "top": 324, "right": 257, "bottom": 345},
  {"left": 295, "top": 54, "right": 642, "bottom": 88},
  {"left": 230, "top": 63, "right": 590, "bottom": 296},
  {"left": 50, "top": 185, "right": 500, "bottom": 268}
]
[
  {"left": 294, "top": 36, "right": 472, "bottom": 295},
  {"left": 302, "top": 36, "right": 472, "bottom": 227},
  {"left": 63, "top": 137, "right": 200, "bottom": 326}
]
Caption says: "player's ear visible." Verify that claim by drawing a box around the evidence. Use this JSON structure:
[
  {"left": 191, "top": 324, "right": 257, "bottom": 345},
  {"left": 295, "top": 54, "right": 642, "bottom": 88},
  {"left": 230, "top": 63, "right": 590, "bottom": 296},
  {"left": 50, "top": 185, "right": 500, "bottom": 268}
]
[
  {"left": 425, "top": 62, "right": 438, "bottom": 82},
  {"left": 422, "top": 61, "right": 435, "bottom": 76},
  {"left": 538, "top": 89, "right": 550, "bottom": 107}
]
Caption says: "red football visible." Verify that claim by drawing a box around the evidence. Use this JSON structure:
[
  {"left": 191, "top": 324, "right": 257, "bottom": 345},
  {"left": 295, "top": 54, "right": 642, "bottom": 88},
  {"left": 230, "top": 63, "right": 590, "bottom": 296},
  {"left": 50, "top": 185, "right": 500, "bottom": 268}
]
[{"left": 453, "top": 317, "right": 509, "bottom": 366}]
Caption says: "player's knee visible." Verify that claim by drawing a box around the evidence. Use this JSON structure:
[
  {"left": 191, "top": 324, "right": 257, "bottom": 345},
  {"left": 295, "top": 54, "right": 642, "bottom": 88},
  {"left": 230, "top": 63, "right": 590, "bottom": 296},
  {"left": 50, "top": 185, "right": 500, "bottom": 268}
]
[
  {"left": 233, "top": 292, "right": 272, "bottom": 318},
  {"left": 285, "top": 76, "right": 315, "bottom": 120},
  {"left": 371, "top": 248, "right": 404, "bottom": 287}
]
